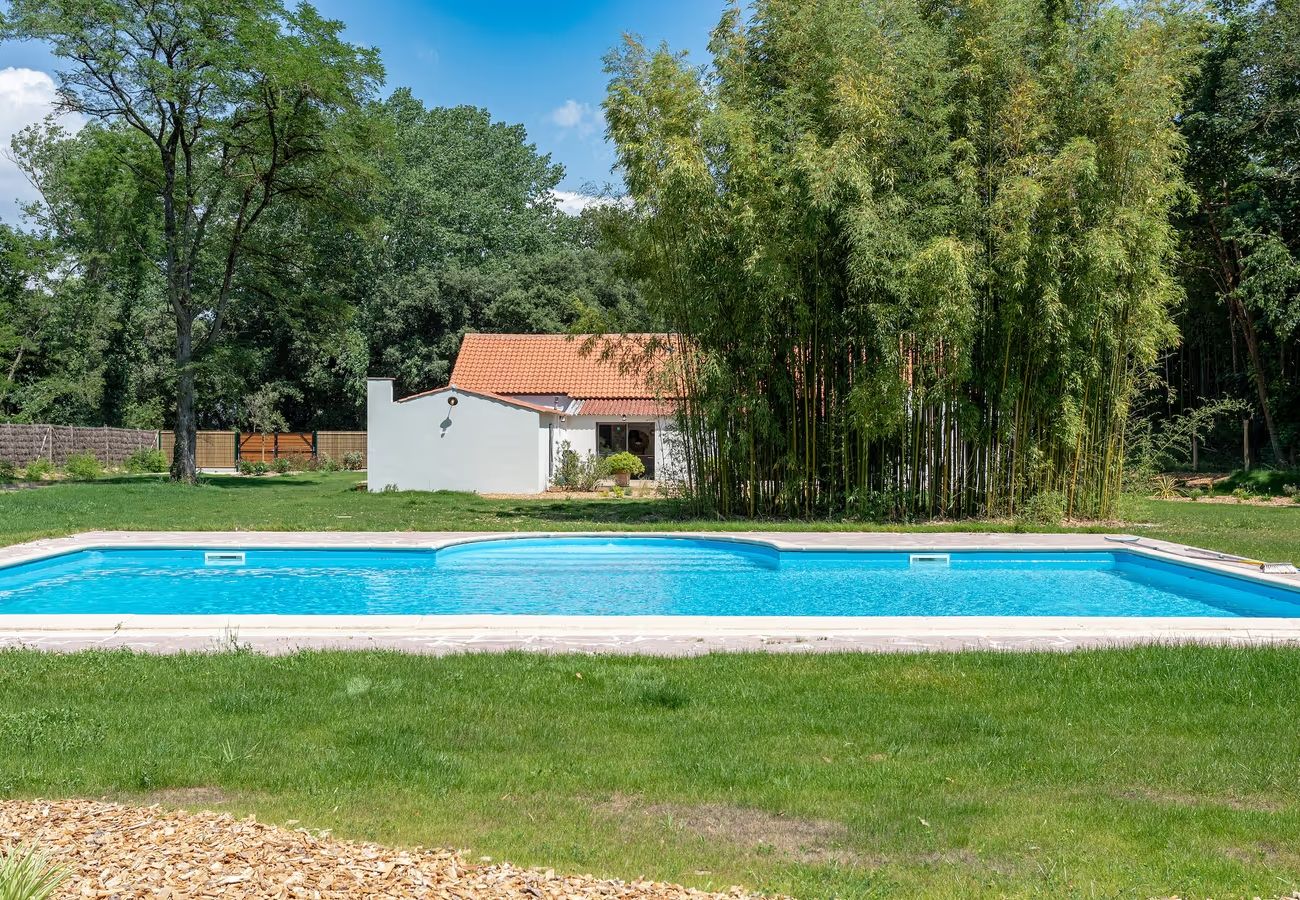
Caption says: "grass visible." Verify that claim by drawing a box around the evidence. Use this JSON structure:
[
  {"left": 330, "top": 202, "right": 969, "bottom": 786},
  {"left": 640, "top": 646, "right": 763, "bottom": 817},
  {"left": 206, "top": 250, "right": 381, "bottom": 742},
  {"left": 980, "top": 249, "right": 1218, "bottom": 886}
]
[
  {"left": 1, "top": 471, "right": 1298, "bottom": 561},
  {"left": 2, "top": 475, "right": 1299, "bottom": 895},
  {"left": 1212, "top": 468, "right": 1300, "bottom": 497},
  {"left": 2, "top": 647, "right": 1299, "bottom": 897}
]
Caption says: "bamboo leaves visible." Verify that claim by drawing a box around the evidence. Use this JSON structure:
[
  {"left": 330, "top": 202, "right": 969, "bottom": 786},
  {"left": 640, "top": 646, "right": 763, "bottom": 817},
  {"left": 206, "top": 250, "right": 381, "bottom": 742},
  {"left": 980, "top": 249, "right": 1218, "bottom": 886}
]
[{"left": 608, "top": 0, "right": 1191, "bottom": 518}]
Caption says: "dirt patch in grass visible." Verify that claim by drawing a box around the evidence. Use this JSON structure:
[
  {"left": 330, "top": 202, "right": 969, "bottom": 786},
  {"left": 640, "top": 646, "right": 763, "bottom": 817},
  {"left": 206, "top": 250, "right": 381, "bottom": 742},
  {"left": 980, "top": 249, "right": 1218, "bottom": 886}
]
[
  {"left": 1117, "top": 787, "right": 1285, "bottom": 813},
  {"left": 1222, "top": 841, "right": 1300, "bottom": 868},
  {"left": 601, "top": 794, "right": 865, "bottom": 867},
  {"left": 0, "top": 799, "right": 778, "bottom": 899},
  {"left": 138, "top": 785, "right": 235, "bottom": 809}
]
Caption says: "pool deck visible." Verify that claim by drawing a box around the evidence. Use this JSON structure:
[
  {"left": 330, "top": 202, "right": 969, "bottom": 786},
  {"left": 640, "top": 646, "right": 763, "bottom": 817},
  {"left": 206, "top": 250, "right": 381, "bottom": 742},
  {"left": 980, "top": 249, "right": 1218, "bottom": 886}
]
[{"left": 2, "top": 530, "right": 1299, "bottom": 654}]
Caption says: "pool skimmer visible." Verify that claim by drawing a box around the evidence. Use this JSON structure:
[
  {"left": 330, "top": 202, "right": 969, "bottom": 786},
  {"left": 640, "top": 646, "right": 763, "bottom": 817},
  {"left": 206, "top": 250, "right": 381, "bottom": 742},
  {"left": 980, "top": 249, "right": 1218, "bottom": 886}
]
[
  {"left": 203, "top": 551, "right": 247, "bottom": 567},
  {"left": 909, "top": 553, "right": 951, "bottom": 568}
]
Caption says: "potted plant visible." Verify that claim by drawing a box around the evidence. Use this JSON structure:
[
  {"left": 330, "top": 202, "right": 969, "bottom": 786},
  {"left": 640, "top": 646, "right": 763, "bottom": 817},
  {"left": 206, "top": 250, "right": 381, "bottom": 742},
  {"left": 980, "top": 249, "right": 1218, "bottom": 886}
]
[{"left": 605, "top": 451, "right": 645, "bottom": 487}]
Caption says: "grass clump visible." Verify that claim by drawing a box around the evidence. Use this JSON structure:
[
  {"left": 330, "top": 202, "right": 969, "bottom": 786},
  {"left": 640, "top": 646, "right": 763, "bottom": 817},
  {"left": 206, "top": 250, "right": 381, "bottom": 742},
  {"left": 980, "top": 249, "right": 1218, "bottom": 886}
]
[{"left": 0, "top": 844, "right": 67, "bottom": 900}]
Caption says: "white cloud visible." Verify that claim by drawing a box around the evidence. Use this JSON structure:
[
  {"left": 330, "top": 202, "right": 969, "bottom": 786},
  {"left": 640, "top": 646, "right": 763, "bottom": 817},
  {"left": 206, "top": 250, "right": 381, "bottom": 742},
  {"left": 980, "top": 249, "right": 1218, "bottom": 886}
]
[
  {"left": 549, "top": 99, "right": 599, "bottom": 138},
  {"left": 549, "top": 190, "right": 630, "bottom": 217},
  {"left": 0, "top": 67, "right": 84, "bottom": 224}
]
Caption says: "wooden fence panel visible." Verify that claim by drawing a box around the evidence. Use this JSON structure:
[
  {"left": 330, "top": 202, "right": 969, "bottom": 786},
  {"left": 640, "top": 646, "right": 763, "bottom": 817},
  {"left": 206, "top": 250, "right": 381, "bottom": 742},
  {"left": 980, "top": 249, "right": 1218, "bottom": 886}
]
[
  {"left": 159, "top": 431, "right": 237, "bottom": 469},
  {"left": 238, "top": 432, "right": 313, "bottom": 460},
  {"left": 316, "top": 431, "right": 366, "bottom": 466}
]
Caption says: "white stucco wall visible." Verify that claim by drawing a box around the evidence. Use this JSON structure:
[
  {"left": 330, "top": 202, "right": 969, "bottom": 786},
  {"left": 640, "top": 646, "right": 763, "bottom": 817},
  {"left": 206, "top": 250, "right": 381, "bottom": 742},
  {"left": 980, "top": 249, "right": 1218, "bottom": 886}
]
[
  {"left": 367, "top": 379, "right": 552, "bottom": 493},
  {"left": 549, "top": 415, "right": 686, "bottom": 484}
]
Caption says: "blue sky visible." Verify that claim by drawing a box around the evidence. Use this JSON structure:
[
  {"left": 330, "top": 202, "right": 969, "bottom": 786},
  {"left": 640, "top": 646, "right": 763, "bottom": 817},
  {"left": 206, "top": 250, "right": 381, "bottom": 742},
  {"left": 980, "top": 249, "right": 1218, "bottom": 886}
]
[{"left": 0, "top": 1, "right": 722, "bottom": 221}]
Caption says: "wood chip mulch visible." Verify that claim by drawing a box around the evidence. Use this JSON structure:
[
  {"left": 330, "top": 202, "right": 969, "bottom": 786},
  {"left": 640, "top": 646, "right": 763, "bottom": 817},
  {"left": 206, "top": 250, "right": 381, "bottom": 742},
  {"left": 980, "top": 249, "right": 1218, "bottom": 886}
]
[{"left": 0, "top": 800, "right": 779, "bottom": 899}]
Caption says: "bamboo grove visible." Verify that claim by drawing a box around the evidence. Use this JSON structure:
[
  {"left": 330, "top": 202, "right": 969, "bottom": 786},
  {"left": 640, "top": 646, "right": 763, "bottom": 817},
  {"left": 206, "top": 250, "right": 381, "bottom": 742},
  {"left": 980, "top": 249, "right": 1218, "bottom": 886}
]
[{"left": 605, "top": 0, "right": 1194, "bottom": 519}]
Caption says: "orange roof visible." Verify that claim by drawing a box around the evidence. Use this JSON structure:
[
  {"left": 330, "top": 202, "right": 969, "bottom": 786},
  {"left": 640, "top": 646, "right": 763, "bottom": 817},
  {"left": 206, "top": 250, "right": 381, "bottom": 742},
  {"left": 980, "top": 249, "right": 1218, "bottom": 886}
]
[
  {"left": 450, "top": 333, "right": 673, "bottom": 400},
  {"left": 575, "top": 398, "right": 677, "bottom": 416}
]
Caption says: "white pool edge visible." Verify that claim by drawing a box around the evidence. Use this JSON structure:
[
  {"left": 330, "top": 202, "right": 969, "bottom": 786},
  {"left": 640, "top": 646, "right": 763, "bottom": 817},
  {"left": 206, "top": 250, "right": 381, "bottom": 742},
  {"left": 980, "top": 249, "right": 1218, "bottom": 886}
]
[{"left": 2, "top": 530, "right": 1299, "bottom": 654}]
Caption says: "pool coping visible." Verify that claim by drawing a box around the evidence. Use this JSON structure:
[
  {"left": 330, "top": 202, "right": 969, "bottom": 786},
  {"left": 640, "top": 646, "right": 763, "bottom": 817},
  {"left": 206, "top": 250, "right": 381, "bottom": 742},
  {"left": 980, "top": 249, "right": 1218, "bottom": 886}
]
[{"left": 2, "top": 530, "right": 1299, "bottom": 654}]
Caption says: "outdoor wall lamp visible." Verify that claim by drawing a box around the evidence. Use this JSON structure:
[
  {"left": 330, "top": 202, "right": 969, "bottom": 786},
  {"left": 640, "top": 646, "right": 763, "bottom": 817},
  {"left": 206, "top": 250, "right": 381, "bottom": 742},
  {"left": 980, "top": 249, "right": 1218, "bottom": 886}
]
[{"left": 447, "top": 396, "right": 459, "bottom": 407}]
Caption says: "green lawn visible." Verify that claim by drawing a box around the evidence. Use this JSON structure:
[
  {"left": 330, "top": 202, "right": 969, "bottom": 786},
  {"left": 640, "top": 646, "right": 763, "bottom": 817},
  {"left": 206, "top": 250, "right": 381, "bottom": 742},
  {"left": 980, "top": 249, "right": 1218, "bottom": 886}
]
[
  {"left": 3, "top": 474, "right": 1299, "bottom": 897},
  {"left": 2, "top": 647, "right": 1299, "bottom": 897},
  {"left": 2, "top": 471, "right": 1298, "bottom": 561}
]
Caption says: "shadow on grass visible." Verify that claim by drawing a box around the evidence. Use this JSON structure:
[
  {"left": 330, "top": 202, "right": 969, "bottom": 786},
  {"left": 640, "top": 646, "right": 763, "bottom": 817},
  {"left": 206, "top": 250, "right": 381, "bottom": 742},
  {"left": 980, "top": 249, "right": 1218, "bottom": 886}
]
[
  {"left": 485, "top": 498, "right": 714, "bottom": 525},
  {"left": 200, "top": 476, "right": 338, "bottom": 490},
  {"left": 90, "top": 474, "right": 341, "bottom": 491}
]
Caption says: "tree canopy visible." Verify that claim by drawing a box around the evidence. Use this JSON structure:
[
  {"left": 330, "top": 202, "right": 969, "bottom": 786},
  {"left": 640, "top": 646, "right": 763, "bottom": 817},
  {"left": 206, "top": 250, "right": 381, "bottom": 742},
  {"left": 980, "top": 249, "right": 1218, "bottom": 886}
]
[{"left": 605, "top": 0, "right": 1194, "bottom": 518}]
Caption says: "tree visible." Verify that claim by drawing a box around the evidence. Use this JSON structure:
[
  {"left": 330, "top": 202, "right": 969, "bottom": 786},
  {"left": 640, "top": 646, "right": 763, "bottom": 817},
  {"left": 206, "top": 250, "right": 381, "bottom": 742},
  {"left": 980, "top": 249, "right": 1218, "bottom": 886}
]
[
  {"left": 2, "top": 0, "right": 383, "bottom": 481},
  {"left": 1177, "top": 0, "right": 1300, "bottom": 466},
  {"left": 359, "top": 91, "right": 646, "bottom": 396},
  {"left": 241, "top": 381, "right": 301, "bottom": 459},
  {"left": 605, "top": 0, "right": 1193, "bottom": 518}
]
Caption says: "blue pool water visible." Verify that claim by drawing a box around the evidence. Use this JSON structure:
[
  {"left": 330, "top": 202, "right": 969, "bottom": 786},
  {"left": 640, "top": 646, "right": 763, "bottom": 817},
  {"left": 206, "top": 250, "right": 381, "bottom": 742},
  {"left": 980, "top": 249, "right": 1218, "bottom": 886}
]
[{"left": 0, "top": 538, "right": 1297, "bottom": 617}]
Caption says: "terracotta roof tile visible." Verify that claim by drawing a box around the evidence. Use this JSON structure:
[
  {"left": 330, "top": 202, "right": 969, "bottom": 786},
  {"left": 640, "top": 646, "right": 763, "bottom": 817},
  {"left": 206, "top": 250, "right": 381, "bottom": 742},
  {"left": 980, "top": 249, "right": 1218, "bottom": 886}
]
[
  {"left": 450, "top": 333, "right": 674, "bottom": 400},
  {"left": 575, "top": 398, "right": 678, "bottom": 417}
]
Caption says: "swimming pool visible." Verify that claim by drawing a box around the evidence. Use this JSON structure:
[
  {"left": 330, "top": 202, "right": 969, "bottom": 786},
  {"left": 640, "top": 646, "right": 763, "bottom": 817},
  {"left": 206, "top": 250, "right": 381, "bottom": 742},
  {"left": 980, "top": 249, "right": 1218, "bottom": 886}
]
[{"left": 2, "top": 536, "right": 1298, "bottom": 618}]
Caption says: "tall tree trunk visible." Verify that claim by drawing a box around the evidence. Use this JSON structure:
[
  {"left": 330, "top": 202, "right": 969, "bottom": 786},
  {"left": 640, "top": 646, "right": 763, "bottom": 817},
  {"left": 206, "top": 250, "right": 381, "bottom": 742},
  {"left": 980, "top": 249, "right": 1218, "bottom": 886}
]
[
  {"left": 1235, "top": 297, "right": 1285, "bottom": 464},
  {"left": 170, "top": 315, "right": 198, "bottom": 483}
]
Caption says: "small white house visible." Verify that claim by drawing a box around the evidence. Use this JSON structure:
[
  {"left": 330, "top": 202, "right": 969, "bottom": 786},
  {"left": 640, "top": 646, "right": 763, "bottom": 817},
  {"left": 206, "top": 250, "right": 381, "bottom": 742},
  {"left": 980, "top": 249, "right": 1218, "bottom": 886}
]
[{"left": 367, "top": 333, "right": 682, "bottom": 493}]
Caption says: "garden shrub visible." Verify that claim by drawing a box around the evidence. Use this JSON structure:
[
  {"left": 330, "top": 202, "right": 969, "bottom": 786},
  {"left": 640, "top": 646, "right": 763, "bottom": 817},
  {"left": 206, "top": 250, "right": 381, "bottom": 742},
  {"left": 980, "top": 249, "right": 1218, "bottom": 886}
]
[
  {"left": 124, "top": 448, "right": 168, "bottom": 474},
  {"left": 605, "top": 451, "right": 646, "bottom": 478},
  {"left": 1017, "top": 491, "right": 1065, "bottom": 527},
  {"left": 236, "top": 459, "right": 270, "bottom": 476},
  {"left": 551, "top": 441, "right": 609, "bottom": 491},
  {"left": 0, "top": 460, "right": 15, "bottom": 483},
  {"left": 271, "top": 457, "right": 291, "bottom": 474},
  {"left": 63, "top": 452, "right": 103, "bottom": 481},
  {"left": 342, "top": 451, "right": 365, "bottom": 470},
  {"left": 23, "top": 459, "right": 54, "bottom": 481},
  {"left": 319, "top": 456, "right": 341, "bottom": 473}
]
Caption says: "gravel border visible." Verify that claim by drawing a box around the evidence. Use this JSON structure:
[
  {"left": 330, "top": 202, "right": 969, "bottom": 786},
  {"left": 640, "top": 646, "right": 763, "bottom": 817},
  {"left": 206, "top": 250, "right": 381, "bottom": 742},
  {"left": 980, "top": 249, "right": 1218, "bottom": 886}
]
[{"left": 0, "top": 799, "right": 779, "bottom": 899}]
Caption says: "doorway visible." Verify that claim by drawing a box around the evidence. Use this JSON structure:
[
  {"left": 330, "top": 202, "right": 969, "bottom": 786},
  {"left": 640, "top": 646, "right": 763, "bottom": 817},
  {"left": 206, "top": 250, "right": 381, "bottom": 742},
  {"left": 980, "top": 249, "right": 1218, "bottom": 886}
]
[{"left": 597, "top": 422, "right": 655, "bottom": 479}]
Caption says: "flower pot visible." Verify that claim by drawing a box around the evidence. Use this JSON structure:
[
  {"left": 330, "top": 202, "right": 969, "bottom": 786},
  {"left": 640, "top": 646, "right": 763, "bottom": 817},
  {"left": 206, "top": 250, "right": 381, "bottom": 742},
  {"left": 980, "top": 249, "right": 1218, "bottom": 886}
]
[{"left": 613, "top": 471, "right": 630, "bottom": 487}]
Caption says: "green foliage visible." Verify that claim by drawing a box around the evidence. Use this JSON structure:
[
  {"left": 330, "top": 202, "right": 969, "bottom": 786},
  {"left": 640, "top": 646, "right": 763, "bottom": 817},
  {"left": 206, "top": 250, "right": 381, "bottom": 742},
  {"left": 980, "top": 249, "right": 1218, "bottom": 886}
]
[
  {"left": 271, "top": 457, "right": 292, "bottom": 474},
  {"left": 0, "top": 844, "right": 67, "bottom": 900},
  {"left": 1017, "top": 492, "right": 1067, "bottom": 527},
  {"left": 1153, "top": 475, "right": 1179, "bottom": 500},
  {"left": 123, "top": 449, "right": 167, "bottom": 475},
  {"left": 241, "top": 383, "right": 303, "bottom": 439},
  {"left": 0, "top": 461, "right": 15, "bottom": 483},
  {"left": 606, "top": 0, "right": 1194, "bottom": 521},
  {"left": 551, "top": 441, "right": 611, "bottom": 491},
  {"left": 341, "top": 451, "right": 365, "bottom": 471},
  {"left": 1125, "top": 397, "right": 1249, "bottom": 490},
  {"left": 360, "top": 91, "right": 645, "bottom": 397},
  {"left": 1177, "top": 0, "right": 1300, "bottom": 465},
  {"left": 21, "top": 459, "right": 53, "bottom": 481},
  {"left": 236, "top": 460, "right": 270, "bottom": 476},
  {"left": 604, "top": 451, "right": 645, "bottom": 477},
  {"left": 2, "top": 0, "right": 384, "bottom": 481},
  {"left": 62, "top": 452, "right": 103, "bottom": 481},
  {"left": 1216, "top": 468, "right": 1300, "bottom": 497}
]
